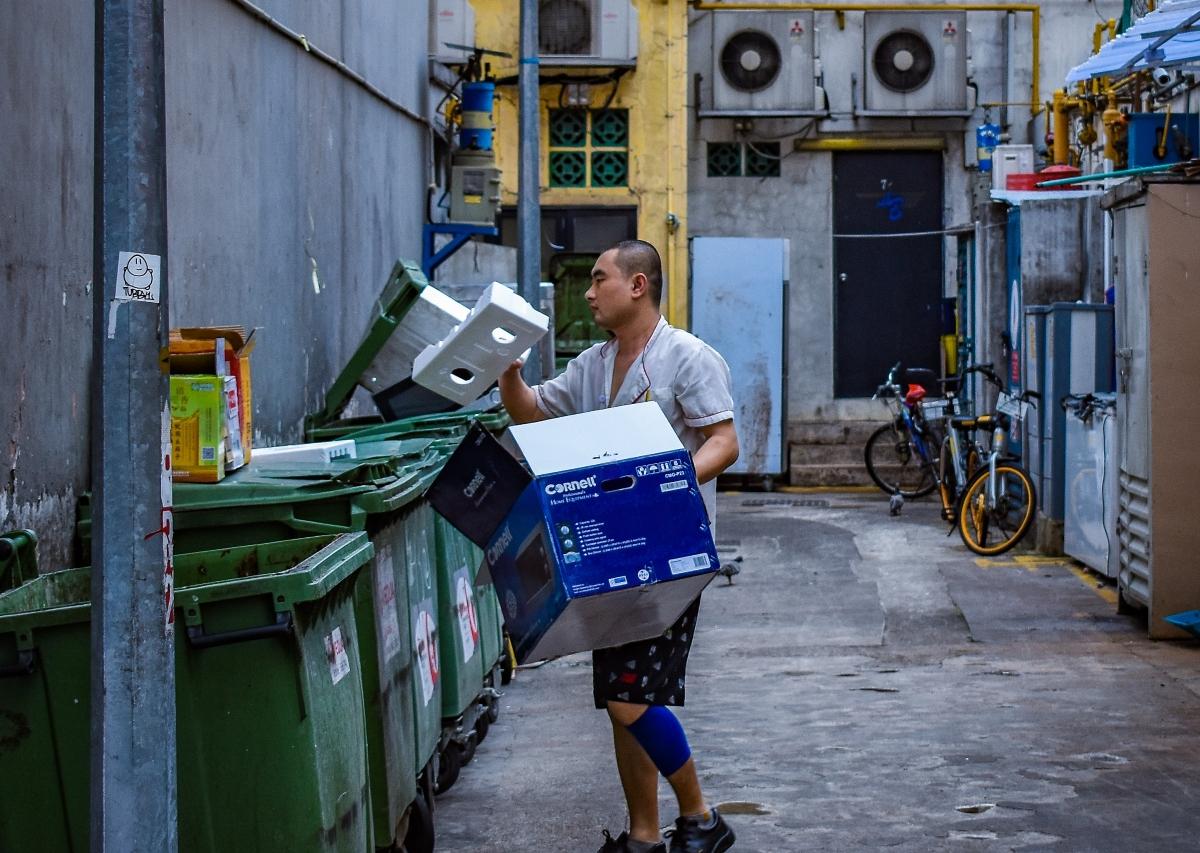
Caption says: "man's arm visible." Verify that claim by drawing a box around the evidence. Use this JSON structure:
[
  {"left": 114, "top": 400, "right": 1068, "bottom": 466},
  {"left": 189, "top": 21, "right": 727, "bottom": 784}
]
[
  {"left": 693, "top": 419, "right": 739, "bottom": 484},
  {"left": 498, "top": 361, "right": 548, "bottom": 425}
]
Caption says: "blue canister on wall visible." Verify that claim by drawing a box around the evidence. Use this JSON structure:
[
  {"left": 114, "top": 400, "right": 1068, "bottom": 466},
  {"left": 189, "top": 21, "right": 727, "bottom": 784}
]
[
  {"left": 976, "top": 122, "right": 1001, "bottom": 172},
  {"left": 460, "top": 81, "right": 495, "bottom": 151}
]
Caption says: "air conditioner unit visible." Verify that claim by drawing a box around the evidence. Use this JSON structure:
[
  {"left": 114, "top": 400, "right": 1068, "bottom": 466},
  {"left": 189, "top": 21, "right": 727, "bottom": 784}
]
[
  {"left": 701, "top": 11, "right": 819, "bottom": 117},
  {"left": 538, "top": 0, "right": 638, "bottom": 67},
  {"left": 862, "top": 11, "right": 969, "bottom": 116},
  {"left": 431, "top": 0, "right": 476, "bottom": 65}
]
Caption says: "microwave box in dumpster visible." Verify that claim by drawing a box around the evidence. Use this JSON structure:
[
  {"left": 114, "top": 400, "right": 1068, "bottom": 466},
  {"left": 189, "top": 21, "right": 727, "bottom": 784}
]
[{"left": 428, "top": 402, "right": 718, "bottom": 663}]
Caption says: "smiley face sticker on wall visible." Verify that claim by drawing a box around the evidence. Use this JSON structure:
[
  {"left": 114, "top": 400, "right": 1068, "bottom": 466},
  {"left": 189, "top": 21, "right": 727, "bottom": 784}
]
[{"left": 116, "top": 251, "right": 161, "bottom": 303}]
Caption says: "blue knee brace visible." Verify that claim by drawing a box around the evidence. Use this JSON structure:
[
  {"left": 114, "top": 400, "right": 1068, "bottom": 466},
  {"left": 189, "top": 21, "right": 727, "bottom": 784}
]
[{"left": 625, "top": 706, "right": 692, "bottom": 778}]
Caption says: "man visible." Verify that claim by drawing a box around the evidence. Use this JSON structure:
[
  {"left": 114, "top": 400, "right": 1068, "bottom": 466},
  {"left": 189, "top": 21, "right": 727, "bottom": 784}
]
[{"left": 499, "top": 239, "right": 739, "bottom": 853}]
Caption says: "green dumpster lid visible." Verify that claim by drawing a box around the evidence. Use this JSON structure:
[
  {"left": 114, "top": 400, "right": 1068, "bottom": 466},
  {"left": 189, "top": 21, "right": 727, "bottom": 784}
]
[
  {"left": 338, "top": 410, "right": 511, "bottom": 445},
  {"left": 304, "top": 259, "right": 428, "bottom": 434},
  {"left": 0, "top": 533, "right": 372, "bottom": 638}
]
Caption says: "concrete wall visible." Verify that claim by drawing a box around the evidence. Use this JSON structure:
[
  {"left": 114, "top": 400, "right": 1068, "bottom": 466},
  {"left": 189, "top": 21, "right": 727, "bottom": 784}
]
[
  {"left": 686, "top": 0, "right": 1123, "bottom": 427},
  {"left": 1, "top": 0, "right": 431, "bottom": 564}
]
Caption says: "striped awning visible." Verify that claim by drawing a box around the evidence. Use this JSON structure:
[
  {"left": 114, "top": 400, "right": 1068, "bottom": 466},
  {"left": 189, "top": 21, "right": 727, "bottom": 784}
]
[{"left": 1067, "top": 0, "right": 1200, "bottom": 83}]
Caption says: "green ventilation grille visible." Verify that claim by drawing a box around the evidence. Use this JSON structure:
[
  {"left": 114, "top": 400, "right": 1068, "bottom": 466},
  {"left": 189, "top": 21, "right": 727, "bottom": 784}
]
[
  {"left": 549, "top": 109, "right": 587, "bottom": 147},
  {"left": 706, "top": 142, "right": 742, "bottom": 177},
  {"left": 591, "top": 109, "right": 629, "bottom": 148},
  {"left": 591, "top": 152, "right": 628, "bottom": 187},
  {"left": 745, "top": 142, "right": 781, "bottom": 177},
  {"left": 549, "top": 151, "right": 587, "bottom": 187}
]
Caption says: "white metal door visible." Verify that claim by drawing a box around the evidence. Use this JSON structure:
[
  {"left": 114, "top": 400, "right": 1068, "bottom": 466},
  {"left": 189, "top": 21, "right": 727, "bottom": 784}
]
[{"left": 690, "top": 238, "right": 788, "bottom": 477}]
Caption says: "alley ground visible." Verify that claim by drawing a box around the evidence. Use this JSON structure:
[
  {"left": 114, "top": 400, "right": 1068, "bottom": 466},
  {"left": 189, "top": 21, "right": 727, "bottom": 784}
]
[{"left": 434, "top": 491, "right": 1200, "bottom": 852}]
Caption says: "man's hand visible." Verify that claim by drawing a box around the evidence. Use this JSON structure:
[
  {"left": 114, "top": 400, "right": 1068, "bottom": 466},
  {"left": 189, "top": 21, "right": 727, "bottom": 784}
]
[
  {"left": 498, "top": 359, "right": 547, "bottom": 424},
  {"left": 693, "top": 420, "right": 739, "bottom": 485}
]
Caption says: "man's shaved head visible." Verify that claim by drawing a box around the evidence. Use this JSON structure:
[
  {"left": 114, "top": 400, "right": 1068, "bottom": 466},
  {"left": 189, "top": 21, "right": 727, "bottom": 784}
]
[{"left": 610, "top": 239, "right": 663, "bottom": 306}]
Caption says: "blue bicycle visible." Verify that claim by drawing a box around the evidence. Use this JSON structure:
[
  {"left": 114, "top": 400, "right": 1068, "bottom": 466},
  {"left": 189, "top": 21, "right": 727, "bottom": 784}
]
[{"left": 864, "top": 363, "right": 943, "bottom": 498}]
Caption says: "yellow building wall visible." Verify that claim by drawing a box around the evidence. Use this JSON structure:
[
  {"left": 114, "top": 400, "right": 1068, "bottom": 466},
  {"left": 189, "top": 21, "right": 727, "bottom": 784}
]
[{"left": 473, "top": 0, "right": 690, "bottom": 326}]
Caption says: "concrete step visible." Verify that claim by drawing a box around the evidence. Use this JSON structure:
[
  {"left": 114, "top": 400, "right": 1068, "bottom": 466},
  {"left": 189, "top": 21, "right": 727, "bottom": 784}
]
[
  {"left": 788, "top": 420, "right": 882, "bottom": 446},
  {"left": 788, "top": 462, "right": 877, "bottom": 487},
  {"left": 788, "top": 442, "right": 871, "bottom": 467},
  {"left": 788, "top": 461, "right": 931, "bottom": 488}
]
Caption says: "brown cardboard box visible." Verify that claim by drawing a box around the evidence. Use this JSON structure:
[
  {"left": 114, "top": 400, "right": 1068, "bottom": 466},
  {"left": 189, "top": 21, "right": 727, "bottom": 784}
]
[{"left": 169, "top": 327, "right": 256, "bottom": 473}]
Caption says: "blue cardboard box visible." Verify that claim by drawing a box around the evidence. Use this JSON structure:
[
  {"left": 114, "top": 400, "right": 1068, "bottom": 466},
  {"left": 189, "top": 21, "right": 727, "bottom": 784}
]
[{"left": 428, "top": 403, "right": 718, "bottom": 663}]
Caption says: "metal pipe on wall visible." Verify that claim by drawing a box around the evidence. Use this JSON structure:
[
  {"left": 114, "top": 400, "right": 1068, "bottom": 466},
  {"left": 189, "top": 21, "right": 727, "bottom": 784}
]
[
  {"left": 690, "top": 1, "right": 1043, "bottom": 116},
  {"left": 91, "top": 0, "right": 177, "bottom": 850},
  {"left": 518, "top": 0, "right": 544, "bottom": 382}
]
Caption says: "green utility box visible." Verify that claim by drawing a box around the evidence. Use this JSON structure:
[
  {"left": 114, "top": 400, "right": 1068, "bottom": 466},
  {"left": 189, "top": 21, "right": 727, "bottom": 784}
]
[{"left": 0, "top": 533, "right": 374, "bottom": 853}]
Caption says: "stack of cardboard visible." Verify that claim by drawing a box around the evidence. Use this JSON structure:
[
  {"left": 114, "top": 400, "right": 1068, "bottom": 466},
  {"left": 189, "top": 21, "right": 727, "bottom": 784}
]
[{"left": 168, "top": 327, "right": 256, "bottom": 482}]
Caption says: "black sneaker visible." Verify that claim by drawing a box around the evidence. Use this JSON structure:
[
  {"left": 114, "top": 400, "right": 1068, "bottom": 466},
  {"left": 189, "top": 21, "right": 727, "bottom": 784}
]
[
  {"left": 598, "top": 830, "right": 627, "bottom": 853},
  {"left": 597, "top": 829, "right": 667, "bottom": 853},
  {"left": 665, "top": 808, "right": 735, "bottom": 853}
]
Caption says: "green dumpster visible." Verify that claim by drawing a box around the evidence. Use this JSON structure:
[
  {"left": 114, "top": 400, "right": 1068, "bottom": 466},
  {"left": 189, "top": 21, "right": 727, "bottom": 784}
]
[
  {"left": 0, "top": 533, "right": 374, "bottom": 853},
  {"left": 76, "top": 439, "right": 453, "bottom": 847}
]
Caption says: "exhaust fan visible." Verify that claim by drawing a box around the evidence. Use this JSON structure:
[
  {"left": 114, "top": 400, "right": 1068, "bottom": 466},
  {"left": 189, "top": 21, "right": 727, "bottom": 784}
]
[{"left": 701, "top": 11, "right": 819, "bottom": 117}]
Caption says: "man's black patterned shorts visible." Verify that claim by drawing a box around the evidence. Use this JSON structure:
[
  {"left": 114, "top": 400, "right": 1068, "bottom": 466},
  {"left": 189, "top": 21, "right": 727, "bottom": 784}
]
[{"left": 592, "top": 597, "right": 701, "bottom": 709}]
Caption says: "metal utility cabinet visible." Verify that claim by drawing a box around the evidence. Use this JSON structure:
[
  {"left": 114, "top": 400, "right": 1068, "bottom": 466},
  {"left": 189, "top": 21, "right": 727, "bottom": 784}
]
[
  {"left": 690, "top": 237, "right": 788, "bottom": 485},
  {"left": 1104, "top": 180, "right": 1200, "bottom": 638},
  {"left": 1022, "top": 302, "right": 1115, "bottom": 553}
]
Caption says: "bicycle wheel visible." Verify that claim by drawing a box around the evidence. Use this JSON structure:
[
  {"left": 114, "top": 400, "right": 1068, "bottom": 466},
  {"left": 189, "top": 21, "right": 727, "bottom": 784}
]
[
  {"left": 957, "top": 462, "right": 1037, "bottom": 556},
  {"left": 864, "top": 421, "right": 936, "bottom": 498}
]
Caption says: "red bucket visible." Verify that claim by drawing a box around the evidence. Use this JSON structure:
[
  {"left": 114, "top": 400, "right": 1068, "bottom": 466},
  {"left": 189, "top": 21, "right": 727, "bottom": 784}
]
[
  {"left": 1006, "top": 172, "right": 1040, "bottom": 191},
  {"left": 1038, "top": 164, "right": 1083, "bottom": 189}
]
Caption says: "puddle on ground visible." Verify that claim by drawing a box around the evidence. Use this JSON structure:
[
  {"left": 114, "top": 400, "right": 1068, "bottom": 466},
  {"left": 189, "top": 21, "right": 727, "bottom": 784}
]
[
  {"left": 956, "top": 803, "right": 996, "bottom": 814},
  {"left": 715, "top": 801, "right": 771, "bottom": 816},
  {"left": 1072, "top": 752, "right": 1129, "bottom": 766},
  {"left": 949, "top": 830, "right": 999, "bottom": 841}
]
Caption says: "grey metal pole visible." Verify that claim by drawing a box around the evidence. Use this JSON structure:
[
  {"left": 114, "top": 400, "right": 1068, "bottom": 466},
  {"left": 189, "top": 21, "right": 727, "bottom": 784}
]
[
  {"left": 91, "top": 0, "right": 177, "bottom": 850},
  {"left": 518, "top": 0, "right": 545, "bottom": 382}
]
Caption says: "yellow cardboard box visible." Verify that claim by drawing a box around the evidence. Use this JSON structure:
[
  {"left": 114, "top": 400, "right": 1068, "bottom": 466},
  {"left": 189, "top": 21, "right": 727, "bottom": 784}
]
[
  {"left": 169, "top": 327, "right": 256, "bottom": 470},
  {"left": 170, "top": 375, "right": 227, "bottom": 482}
]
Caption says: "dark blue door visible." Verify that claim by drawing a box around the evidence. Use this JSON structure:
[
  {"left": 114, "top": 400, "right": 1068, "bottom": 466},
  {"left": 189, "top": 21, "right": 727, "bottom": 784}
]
[{"left": 833, "top": 151, "right": 944, "bottom": 398}]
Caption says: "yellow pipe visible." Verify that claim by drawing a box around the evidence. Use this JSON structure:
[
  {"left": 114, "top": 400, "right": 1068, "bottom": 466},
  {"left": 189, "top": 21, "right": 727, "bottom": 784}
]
[
  {"left": 1052, "top": 89, "right": 1083, "bottom": 165},
  {"left": 691, "top": 2, "right": 1042, "bottom": 115},
  {"left": 1102, "top": 89, "right": 1123, "bottom": 162},
  {"left": 793, "top": 137, "right": 945, "bottom": 151}
]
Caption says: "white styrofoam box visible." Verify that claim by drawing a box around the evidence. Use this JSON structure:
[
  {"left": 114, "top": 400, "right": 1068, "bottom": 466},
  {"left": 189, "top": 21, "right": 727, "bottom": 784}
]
[
  {"left": 412, "top": 282, "right": 549, "bottom": 406},
  {"left": 992, "top": 144, "right": 1035, "bottom": 190},
  {"left": 252, "top": 440, "right": 357, "bottom": 467},
  {"left": 362, "top": 285, "right": 469, "bottom": 393}
]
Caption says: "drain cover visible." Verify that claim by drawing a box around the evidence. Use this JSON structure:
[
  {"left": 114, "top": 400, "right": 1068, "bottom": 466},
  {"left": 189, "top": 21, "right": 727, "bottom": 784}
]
[{"left": 741, "top": 498, "right": 829, "bottom": 508}]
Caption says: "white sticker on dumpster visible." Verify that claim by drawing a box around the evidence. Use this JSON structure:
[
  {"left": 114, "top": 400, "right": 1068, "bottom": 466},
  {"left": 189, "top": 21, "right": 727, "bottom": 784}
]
[
  {"left": 116, "top": 251, "right": 161, "bottom": 303},
  {"left": 454, "top": 566, "right": 479, "bottom": 662},
  {"left": 374, "top": 546, "right": 403, "bottom": 664},
  {"left": 325, "top": 626, "right": 351, "bottom": 685},
  {"left": 413, "top": 605, "right": 439, "bottom": 705}
]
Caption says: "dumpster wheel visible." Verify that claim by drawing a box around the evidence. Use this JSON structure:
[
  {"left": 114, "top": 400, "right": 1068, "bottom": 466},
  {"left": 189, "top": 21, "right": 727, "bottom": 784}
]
[
  {"left": 486, "top": 694, "right": 500, "bottom": 724},
  {"left": 475, "top": 710, "right": 490, "bottom": 744},
  {"left": 401, "top": 791, "right": 435, "bottom": 853},
  {"left": 434, "top": 743, "right": 462, "bottom": 795},
  {"left": 460, "top": 730, "right": 478, "bottom": 765}
]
